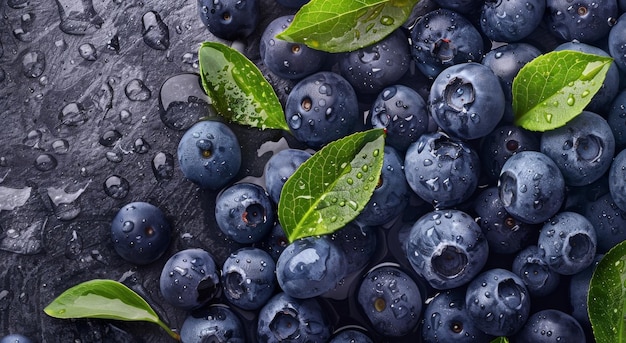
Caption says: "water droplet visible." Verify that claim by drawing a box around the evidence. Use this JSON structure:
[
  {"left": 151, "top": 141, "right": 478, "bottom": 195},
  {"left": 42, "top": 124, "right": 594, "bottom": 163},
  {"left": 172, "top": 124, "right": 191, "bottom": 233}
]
[
  {"left": 103, "top": 175, "right": 130, "bottom": 199},
  {"left": 545, "top": 113, "right": 553, "bottom": 123},
  {"left": 566, "top": 94, "right": 575, "bottom": 106},
  {"left": 152, "top": 151, "right": 175, "bottom": 181},
  {"left": 380, "top": 16, "right": 394, "bottom": 26},
  {"left": 99, "top": 129, "right": 122, "bottom": 147},
  {"left": 142, "top": 11, "right": 170, "bottom": 50},
  {"left": 581, "top": 90, "right": 590, "bottom": 98},
  {"left": 423, "top": 159, "right": 433, "bottom": 166},
  {"left": 55, "top": 0, "right": 103, "bottom": 35},
  {"left": 133, "top": 137, "right": 150, "bottom": 154},
  {"left": 125, "top": 79, "right": 151, "bottom": 101},
  {"left": 289, "top": 113, "right": 302, "bottom": 129},
  {"left": 34, "top": 153, "right": 57, "bottom": 171},
  {"left": 21, "top": 50, "right": 45, "bottom": 78},
  {"left": 122, "top": 221, "right": 134, "bottom": 233}
]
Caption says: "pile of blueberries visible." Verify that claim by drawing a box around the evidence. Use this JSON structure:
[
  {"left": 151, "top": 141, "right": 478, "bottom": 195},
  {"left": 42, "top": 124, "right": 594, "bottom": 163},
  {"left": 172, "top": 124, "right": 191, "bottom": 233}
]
[{"left": 7, "top": 0, "right": 626, "bottom": 342}]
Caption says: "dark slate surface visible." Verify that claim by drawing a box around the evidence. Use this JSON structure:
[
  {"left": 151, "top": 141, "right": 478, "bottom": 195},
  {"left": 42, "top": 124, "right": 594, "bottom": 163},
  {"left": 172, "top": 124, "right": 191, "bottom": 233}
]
[{"left": 0, "top": 0, "right": 443, "bottom": 342}]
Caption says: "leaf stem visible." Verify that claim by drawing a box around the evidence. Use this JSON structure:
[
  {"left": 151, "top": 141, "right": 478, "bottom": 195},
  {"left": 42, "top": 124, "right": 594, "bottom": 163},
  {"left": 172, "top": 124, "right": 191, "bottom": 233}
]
[{"left": 156, "top": 319, "right": 180, "bottom": 341}]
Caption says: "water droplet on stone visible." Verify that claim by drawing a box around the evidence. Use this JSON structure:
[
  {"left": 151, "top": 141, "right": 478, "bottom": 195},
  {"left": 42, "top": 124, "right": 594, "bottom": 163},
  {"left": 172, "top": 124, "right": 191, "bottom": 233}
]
[
  {"left": 21, "top": 50, "right": 45, "bottom": 78},
  {"left": 125, "top": 79, "right": 151, "bottom": 101},
  {"left": 34, "top": 153, "right": 57, "bottom": 171},
  {"left": 78, "top": 43, "right": 97, "bottom": 61},
  {"left": 103, "top": 175, "right": 130, "bottom": 199},
  {"left": 142, "top": 11, "right": 170, "bottom": 50}
]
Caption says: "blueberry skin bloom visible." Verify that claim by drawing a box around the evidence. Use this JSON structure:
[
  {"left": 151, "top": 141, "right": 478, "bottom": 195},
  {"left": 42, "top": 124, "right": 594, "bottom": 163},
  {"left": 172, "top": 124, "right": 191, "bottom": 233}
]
[
  {"left": 197, "top": 0, "right": 259, "bottom": 41},
  {"left": 357, "top": 266, "right": 422, "bottom": 337},
  {"left": 541, "top": 111, "right": 615, "bottom": 187},
  {"left": 221, "top": 247, "right": 276, "bottom": 310},
  {"left": 480, "top": 0, "right": 545, "bottom": 42},
  {"left": 465, "top": 268, "right": 531, "bottom": 337},
  {"left": 421, "top": 288, "right": 494, "bottom": 343},
  {"left": 582, "top": 193, "right": 626, "bottom": 253},
  {"left": 410, "top": 9, "right": 485, "bottom": 79},
  {"left": 511, "top": 245, "right": 560, "bottom": 297},
  {"left": 609, "top": 149, "right": 626, "bottom": 212},
  {"left": 257, "top": 292, "right": 331, "bottom": 343},
  {"left": 406, "top": 210, "right": 489, "bottom": 290},
  {"left": 370, "top": 84, "right": 429, "bottom": 152},
  {"left": 284, "top": 71, "right": 359, "bottom": 148},
  {"left": 260, "top": 15, "right": 327, "bottom": 80},
  {"left": 180, "top": 305, "right": 245, "bottom": 343},
  {"left": 538, "top": 211, "right": 597, "bottom": 275},
  {"left": 159, "top": 248, "right": 221, "bottom": 310},
  {"left": 338, "top": 28, "right": 410, "bottom": 96},
  {"left": 110, "top": 202, "right": 171, "bottom": 265},
  {"left": 177, "top": 120, "right": 241, "bottom": 190},
  {"left": 429, "top": 62, "right": 505, "bottom": 140},
  {"left": 404, "top": 131, "right": 481, "bottom": 209},
  {"left": 498, "top": 151, "right": 565, "bottom": 224},
  {"left": 264, "top": 148, "right": 311, "bottom": 204},
  {"left": 328, "top": 329, "right": 373, "bottom": 343},
  {"left": 276, "top": 236, "right": 346, "bottom": 299},
  {"left": 215, "top": 182, "right": 275, "bottom": 244},
  {"left": 513, "top": 309, "right": 586, "bottom": 343}
]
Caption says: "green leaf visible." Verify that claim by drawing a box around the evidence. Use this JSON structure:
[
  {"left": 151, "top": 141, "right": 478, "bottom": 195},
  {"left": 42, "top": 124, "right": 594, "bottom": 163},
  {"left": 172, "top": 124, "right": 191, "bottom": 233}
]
[
  {"left": 198, "top": 42, "right": 289, "bottom": 131},
  {"left": 589, "top": 240, "right": 626, "bottom": 343},
  {"left": 44, "top": 279, "right": 180, "bottom": 341},
  {"left": 490, "top": 338, "right": 510, "bottom": 343},
  {"left": 276, "top": 0, "right": 420, "bottom": 53},
  {"left": 512, "top": 50, "right": 612, "bottom": 131},
  {"left": 278, "top": 129, "right": 385, "bottom": 242}
]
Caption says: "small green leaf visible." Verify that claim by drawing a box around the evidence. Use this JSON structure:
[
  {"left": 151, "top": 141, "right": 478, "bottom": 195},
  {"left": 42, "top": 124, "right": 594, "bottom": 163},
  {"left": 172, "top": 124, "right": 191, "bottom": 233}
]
[
  {"left": 198, "top": 42, "right": 289, "bottom": 131},
  {"left": 44, "top": 279, "right": 180, "bottom": 341},
  {"left": 589, "top": 240, "right": 626, "bottom": 343},
  {"left": 276, "top": 0, "right": 420, "bottom": 53},
  {"left": 512, "top": 50, "right": 612, "bottom": 131},
  {"left": 490, "top": 338, "right": 510, "bottom": 343},
  {"left": 278, "top": 129, "right": 385, "bottom": 242}
]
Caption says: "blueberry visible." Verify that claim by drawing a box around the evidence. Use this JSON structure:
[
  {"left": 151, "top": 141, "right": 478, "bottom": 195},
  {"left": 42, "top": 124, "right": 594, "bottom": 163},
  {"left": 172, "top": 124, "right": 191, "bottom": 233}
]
[
  {"left": 0, "top": 334, "right": 34, "bottom": 343},
  {"left": 337, "top": 29, "right": 410, "bottom": 96},
  {"left": 276, "top": 235, "right": 346, "bottom": 299},
  {"left": 511, "top": 245, "right": 561, "bottom": 297},
  {"left": 369, "top": 85, "right": 429, "bottom": 152},
  {"left": 197, "top": 0, "right": 259, "bottom": 40},
  {"left": 421, "top": 288, "right": 494, "bottom": 343},
  {"left": 609, "top": 148, "right": 626, "bottom": 212},
  {"left": 406, "top": 210, "right": 489, "bottom": 290},
  {"left": 177, "top": 120, "right": 242, "bottom": 190},
  {"left": 481, "top": 43, "right": 542, "bottom": 123},
  {"left": 221, "top": 247, "right": 276, "bottom": 310},
  {"left": 545, "top": 0, "right": 619, "bottom": 43},
  {"left": 480, "top": 0, "right": 545, "bottom": 42},
  {"left": 428, "top": 62, "right": 505, "bottom": 140},
  {"left": 555, "top": 41, "right": 620, "bottom": 113},
  {"left": 538, "top": 211, "right": 597, "bottom": 275},
  {"left": 257, "top": 292, "right": 331, "bottom": 343},
  {"left": 110, "top": 202, "right": 171, "bottom": 265},
  {"left": 513, "top": 309, "right": 586, "bottom": 343},
  {"left": 284, "top": 71, "right": 359, "bottom": 148},
  {"left": 498, "top": 151, "right": 566, "bottom": 224},
  {"left": 215, "top": 182, "right": 275, "bottom": 244},
  {"left": 256, "top": 223, "right": 289, "bottom": 262},
  {"left": 607, "top": 89, "right": 626, "bottom": 150},
  {"left": 404, "top": 131, "right": 481, "bottom": 209},
  {"left": 263, "top": 148, "right": 311, "bottom": 204},
  {"left": 479, "top": 124, "right": 540, "bottom": 182},
  {"left": 582, "top": 193, "right": 626, "bottom": 253},
  {"left": 609, "top": 13, "right": 626, "bottom": 73},
  {"left": 180, "top": 305, "right": 245, "bottom": 343},
  {"left": 328, "top": 328, "right": 373, "bottom": 343},
  {"left": 473, "top": 187, "right": 538, "bottom": 254},
  {"left": 569, "top": 254, "right": 602, "bottom": 328},
  {"left": 465, "top": 268, "right": 531, "bottom": 336},
  {"left": 260, "top": 15, "right": 328, "bottom": 80},
  {"left": 410, "top": 9, "right": 485, "bottom": 79},
  {"left": 355, "top": 146, "right": 409, "bottom": 226},
  {"left": 159, "top": 248, "right": 221, "bottom": 310},
  {"left": 432, "top": 0, "right": 484, "bottom": 14},
  {"left": 357, "top": 265, "right": 422, "bottom": 337},
  {"left": 328, "top": 222, "right": 378, "bottom": 275}
]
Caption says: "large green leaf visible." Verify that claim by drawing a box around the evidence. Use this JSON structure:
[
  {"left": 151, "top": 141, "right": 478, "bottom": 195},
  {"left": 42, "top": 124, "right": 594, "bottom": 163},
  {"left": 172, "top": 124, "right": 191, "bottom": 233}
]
[
  {"left": 589, "top": 240, "right": 626, "bottom": 343},
  {"left": 278, "top": 129, "right": 385, "bottom": 242},
  {"left": 198, "top": 42, "right": 289, "bottom": 131},
  {"left": 276, "top": 0, "right": 419, "bottom": 53},
  {"left": 512, "top": 50, "right": 612, "bottom": 131},
  {"left": 44, "top": 279, "right": 179, "bottom": 340}
]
